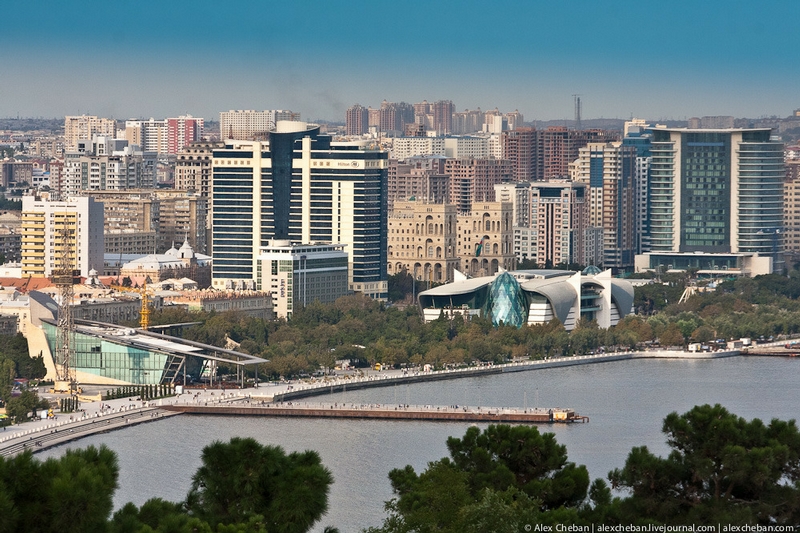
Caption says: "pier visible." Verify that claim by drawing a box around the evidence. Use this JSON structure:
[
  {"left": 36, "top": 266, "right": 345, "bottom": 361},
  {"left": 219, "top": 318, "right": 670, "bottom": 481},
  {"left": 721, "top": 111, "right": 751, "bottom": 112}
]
[{"left": 162, "top": 401, "right": 588, "bottom": 424}]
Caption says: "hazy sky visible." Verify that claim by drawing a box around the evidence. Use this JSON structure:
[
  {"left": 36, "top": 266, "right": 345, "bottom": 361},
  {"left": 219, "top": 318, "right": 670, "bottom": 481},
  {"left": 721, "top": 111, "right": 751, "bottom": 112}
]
[{"left": 2, "top": 1, "right": 798, "bottom": 123}]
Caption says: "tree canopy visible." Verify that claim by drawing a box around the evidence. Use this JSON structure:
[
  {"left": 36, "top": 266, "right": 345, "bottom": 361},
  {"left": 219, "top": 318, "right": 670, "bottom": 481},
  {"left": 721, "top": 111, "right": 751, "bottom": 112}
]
[
  {"left": 368, "top": 406, "right": 800, "bottom": 531},
  {"left": 0, "top": 445, "right": 119, "bottom": 533},
  {"left": 367, "top": 424, "right": 590, "bottom": 532},
  {"left": 608, "top": 403, "right": 800, "bottom": 525},
  {"left": 0, "top": 438, "right": 334, "bottom": 533},
  {"left": 184, "top": 437, "right": 333, "bottom": 533}
]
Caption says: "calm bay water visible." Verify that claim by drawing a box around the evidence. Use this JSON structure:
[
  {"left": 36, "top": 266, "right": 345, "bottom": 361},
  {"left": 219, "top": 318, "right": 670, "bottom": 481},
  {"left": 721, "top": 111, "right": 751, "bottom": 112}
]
[{"left": 39, "top": 356, "right": 800, "bottom": 532}]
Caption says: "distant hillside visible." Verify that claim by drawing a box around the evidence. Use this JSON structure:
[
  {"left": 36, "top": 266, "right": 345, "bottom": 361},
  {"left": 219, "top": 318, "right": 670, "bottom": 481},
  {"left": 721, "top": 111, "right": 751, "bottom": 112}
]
[{"left": 0, "top": 118, "right": 63, "bottom": 133}]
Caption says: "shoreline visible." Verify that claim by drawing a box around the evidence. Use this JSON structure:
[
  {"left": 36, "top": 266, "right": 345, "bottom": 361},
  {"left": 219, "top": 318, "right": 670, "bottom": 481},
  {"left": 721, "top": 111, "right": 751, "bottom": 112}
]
[
  {"left": 0, "top": 349, "right": 753, "bottom": 456},
  {"left": 269, "top": 349, "right": 741, "bottom": 402}
]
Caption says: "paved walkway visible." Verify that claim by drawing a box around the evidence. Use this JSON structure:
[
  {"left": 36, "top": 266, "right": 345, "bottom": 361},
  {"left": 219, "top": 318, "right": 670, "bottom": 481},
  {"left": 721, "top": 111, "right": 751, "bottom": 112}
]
[{"left": 0, "top": 389, "right": 247, "bottom": 457}]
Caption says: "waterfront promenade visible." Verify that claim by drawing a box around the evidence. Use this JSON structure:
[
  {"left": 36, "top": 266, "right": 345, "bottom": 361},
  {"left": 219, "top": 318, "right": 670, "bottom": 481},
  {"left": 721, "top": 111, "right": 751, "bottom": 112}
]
[
  {"left": 0, "top": 348, "right": 743, "bottom": 456},
  {"left": 267, "top": 348, "right": 741, "bottom": 402}
]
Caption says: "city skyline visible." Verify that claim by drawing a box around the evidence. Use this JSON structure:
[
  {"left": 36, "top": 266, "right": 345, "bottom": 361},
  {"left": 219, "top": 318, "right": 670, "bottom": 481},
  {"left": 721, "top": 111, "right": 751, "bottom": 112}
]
[{"left": 3, "top": 1, "right": 799, "bottom": 123}]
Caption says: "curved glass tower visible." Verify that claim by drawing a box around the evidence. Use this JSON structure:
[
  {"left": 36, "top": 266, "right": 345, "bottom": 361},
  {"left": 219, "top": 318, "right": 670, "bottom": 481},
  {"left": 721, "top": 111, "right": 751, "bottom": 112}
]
[{"left": 486, "top": 271, "right": 527, "bottom": 328}]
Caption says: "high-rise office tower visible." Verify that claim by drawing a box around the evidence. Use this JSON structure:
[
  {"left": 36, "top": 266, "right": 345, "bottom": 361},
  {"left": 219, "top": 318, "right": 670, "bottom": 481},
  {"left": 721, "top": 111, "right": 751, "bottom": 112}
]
[
  {"left": 211, "top": 122, "right": 388, "bottom": 299},
  {"left": 572, "top": 142, "right": 637, "bottom": 271},
  {"left": 623, "top": 121, "right": 653, "bottom": 254},
  {"left": 643, "top": 128, "right": 784, "bottom": 273}
]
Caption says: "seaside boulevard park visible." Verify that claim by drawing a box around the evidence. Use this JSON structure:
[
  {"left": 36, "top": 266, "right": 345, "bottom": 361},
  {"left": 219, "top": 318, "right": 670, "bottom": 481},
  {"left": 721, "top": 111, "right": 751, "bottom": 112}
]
[{"left": 0, "top": 345, "right": 760, "bottom": 456}]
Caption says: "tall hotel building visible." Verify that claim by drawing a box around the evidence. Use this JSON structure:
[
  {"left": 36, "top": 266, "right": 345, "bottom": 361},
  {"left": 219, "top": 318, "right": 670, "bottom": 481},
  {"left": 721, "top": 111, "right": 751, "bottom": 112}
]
[
  {"left": 211, "top": 122, "right": 388, "bottom": 299},
  {"left": 637, "top": 128, "right": 784, "bottom": 274}
]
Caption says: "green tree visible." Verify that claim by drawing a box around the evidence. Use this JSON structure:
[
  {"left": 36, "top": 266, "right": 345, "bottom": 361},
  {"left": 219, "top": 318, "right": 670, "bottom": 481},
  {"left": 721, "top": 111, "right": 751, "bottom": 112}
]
[
  {"left": 609, "top": 404, "right": 800, "bottom": 525},
  {"left": 368, "top": 425, "right": 590, "bottom": 532},
  {"left": 0, "top": 334, "right": 44, "bottom": 379},
  {"left": 659, "top": 322, "right": 684, "bottom": 347},
  {"left": 5, "top": 389, "right": 49, "bottom": 422},
  {"left": 0, "top": 446, "right": 119, "bottom": 533},
  {"left": 185, "top": 437, "right": 333, "bottom": 533}
]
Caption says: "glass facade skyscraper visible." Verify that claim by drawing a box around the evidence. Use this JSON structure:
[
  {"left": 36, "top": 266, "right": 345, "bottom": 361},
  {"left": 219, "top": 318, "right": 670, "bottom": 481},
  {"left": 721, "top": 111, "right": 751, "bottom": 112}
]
[
  {"left": 212, "top": 122, "right": 389, "bottom": 299},
  {"left": 648, "top": 128, "right": 784, "bottom": 270}
]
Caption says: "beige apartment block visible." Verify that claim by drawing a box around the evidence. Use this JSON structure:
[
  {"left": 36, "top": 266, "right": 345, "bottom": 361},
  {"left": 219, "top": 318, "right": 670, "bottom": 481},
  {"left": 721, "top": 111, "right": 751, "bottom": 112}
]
[
  {"left": 456, "top": 201, "right": 516, "bottom": 277},
  {"left": 64, "top": 115, "right": 117, "bottom": 151},
  {"left": 387, "top": 201, "right": 459, "bottom": 283}
]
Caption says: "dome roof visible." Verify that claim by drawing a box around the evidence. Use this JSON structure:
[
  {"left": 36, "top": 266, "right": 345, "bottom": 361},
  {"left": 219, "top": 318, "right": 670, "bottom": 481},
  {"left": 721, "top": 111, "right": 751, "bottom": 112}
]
[
  {"left": 178, "top": 239, "right": 194, "bottom": 259},
  {"left": 582, "top": 265, "right": 602, "bottom": 276},
  {"left": 164, "top": 243, "right": 180, "bottom": 258}
]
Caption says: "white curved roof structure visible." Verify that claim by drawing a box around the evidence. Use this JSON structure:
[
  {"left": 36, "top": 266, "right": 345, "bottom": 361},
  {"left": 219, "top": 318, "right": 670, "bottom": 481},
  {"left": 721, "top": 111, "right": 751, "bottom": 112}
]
[{"left": 418, "top": 268, "right": 634, "bottom": 330}]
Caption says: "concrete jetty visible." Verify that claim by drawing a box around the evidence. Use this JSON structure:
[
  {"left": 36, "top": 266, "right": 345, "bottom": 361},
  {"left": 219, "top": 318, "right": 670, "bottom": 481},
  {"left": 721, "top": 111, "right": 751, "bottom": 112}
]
[{"left": 163, "top": 401, "right": 587, "bottom": 424}]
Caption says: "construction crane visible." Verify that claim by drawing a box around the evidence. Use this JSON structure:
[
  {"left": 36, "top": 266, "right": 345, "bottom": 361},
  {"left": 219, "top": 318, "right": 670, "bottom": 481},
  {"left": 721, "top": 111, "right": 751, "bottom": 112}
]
[
  {"left": 52, "top": 225, "right": 80, "bottom": 394},
  {"left": 114, "top": 282, "right": 153, "bottom": 330}
]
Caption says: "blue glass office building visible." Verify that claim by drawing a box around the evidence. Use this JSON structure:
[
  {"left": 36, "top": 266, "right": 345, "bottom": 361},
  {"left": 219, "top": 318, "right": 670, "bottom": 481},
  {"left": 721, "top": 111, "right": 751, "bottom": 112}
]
[
  {"left": 212, "top": 122, "right": 388, "bottom": 299},
  {"left": 646, "top": 128, "right": 784, "bottom": 272}
]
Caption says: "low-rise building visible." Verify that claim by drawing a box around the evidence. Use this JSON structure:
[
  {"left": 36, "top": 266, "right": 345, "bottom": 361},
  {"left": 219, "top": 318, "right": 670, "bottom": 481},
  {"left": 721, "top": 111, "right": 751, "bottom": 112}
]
[
  {"left": 258, "top": 240, "right": 350, "bottom": 319},
  {"left": 418, "top": 267, "right": 634, "bottom": 330},
  {"left": 165, "top": 289, "right": 273, "bottom": 319},
  {"left": 119, "top": 240, "right": 211, "bottom": 288}
]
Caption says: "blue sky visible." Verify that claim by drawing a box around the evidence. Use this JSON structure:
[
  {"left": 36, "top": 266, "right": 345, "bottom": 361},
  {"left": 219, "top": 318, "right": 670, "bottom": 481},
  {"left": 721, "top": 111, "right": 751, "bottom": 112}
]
[{"left": 2, "top": 1, "right": 798, "bottom": 123}]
